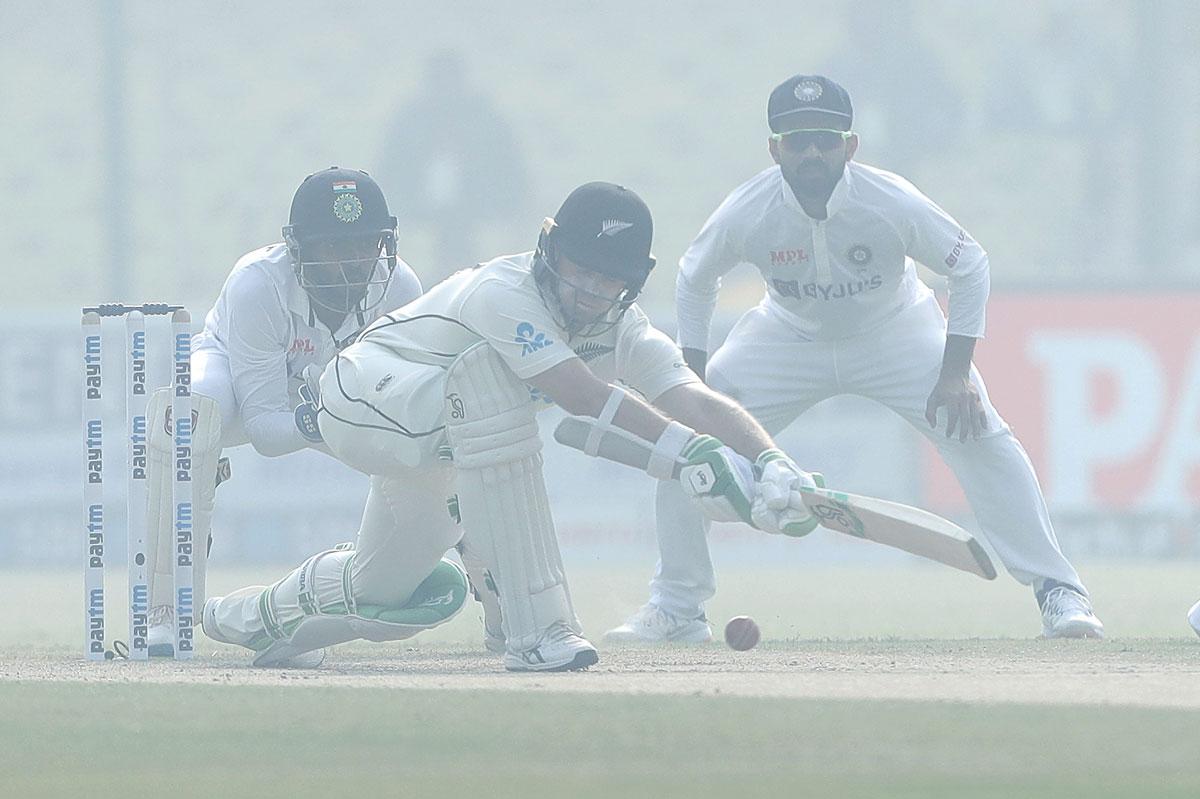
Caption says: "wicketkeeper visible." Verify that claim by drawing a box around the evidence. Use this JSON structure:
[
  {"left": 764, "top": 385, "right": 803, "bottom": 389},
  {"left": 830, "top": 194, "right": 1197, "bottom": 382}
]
[
  {"left": 142, "top": 167, "right": 423, "bottom": 655},
  {"left": 201, "top": 182, "right": 819, "bottom": 670}
]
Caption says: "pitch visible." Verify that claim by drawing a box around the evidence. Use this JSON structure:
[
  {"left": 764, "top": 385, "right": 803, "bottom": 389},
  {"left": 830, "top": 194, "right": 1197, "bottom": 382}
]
[{"left": 3, "top": 562, "right": 1199, "bottom": 797}]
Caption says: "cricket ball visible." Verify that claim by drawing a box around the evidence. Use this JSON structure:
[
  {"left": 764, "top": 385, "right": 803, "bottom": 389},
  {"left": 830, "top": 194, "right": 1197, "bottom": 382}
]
[{"left": 723, "top": 615, "right": 760, "bottom": 651}]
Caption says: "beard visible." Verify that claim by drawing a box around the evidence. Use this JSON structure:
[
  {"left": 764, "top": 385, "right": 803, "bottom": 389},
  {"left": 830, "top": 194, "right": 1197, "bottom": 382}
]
[{"left": 784, "top": 158, "right": 843, "bottom": 201}]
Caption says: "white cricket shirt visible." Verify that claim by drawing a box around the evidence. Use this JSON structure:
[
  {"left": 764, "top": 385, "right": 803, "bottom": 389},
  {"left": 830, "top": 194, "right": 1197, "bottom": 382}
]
[
  {"left": 360, "top": 251, "right": 698, "bottom": 405},
  {"left": 676, "top": 161, "right": 990, "bottom": 349},
  {"left": 192, "top": 243, "right": 423, "bottom": 455}
]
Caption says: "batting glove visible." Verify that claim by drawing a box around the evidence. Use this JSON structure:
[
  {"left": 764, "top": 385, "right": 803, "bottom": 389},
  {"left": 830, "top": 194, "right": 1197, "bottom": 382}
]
[
  {"left": 678, "top": 435, "right": 756, "bottom": 526},
  {"left": 750, "top": 449, "right": 819, "bottom": 537}
]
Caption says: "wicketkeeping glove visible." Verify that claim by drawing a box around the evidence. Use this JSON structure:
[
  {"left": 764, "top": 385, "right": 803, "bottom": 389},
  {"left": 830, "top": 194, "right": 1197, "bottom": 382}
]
[
  {"left": 750, "top": 449, "right": 819, "bottom": 537},
  {"left": 677, "top": 435, "right": 756, "bottom": 526},
  {"left": 294, "top": 364, "right": 324, "bottom": 444}
]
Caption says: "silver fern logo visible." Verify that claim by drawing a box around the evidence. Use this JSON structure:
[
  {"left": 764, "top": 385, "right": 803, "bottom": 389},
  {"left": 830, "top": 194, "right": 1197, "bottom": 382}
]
[
  {"left": 598, "top": 219, "right": 633, "bottom": 237},
  {"left": 573, "top": 342, "right": 615, "bottom": 363}
]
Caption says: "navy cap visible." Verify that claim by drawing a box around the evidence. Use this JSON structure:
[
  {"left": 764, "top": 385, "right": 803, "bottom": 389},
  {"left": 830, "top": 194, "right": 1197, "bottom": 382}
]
[
  {"left": 551, "top": 182, "right": 654, "bottom": 286},
  {"left": 767, "top": 75, "right": 853, "bottom": 133},
  {"left": 288, "top": 167, "right": 395, "bottom": 242}
]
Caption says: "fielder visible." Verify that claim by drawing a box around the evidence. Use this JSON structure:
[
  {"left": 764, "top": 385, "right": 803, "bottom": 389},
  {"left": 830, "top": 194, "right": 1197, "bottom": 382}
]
[
  {"left": 608, "top": 75, "right": 1104, "bottom": 643},
  {"left": 142, "top": 167, "right": 423, "bottom": 656},
  {"left": 201, "top": 182, "right": 819, "bottom": 671}
]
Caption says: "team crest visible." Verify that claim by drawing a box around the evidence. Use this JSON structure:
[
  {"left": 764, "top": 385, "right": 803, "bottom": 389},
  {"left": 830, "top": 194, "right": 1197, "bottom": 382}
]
[
  {"left": 794, "top": 79, "right": 823, "bottom": 103},
  {"left": 573, "top": 341, "right": 615, "bottom": 363},
  {"left": 598, "top": 219, "right": 633, "bottom": 237},
  {"left": 847, "top": 244, "right": 872, "bottom": 265},
  {"left": 333, "top": 193, "right": 364, "bottom": 223}
]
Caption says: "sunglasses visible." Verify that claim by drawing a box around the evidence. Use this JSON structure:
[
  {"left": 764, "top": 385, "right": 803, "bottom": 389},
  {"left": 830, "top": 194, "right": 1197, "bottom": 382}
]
[{"left": 770, "top": 128, "right": 853, "bottom": 151}]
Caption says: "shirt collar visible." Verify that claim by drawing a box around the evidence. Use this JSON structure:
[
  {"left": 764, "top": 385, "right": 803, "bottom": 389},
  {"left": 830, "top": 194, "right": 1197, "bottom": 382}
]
[{"left": 779, "top": 161, "right": 853, "bottom": 219}]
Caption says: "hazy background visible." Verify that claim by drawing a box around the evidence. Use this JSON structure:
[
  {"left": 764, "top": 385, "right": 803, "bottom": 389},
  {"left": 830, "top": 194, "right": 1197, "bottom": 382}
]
[{"left": 2, "top": 1, "right": 1199, "bottom": 577}]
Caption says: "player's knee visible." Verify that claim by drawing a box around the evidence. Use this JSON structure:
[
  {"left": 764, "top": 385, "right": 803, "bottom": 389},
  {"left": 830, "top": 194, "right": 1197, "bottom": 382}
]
[{"left": 443, "top": 342, "right": 540, "bottom": 470}]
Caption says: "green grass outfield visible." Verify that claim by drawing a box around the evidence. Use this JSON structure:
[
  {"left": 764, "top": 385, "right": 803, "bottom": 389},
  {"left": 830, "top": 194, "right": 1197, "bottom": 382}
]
[
  {"left": 4, "top": 562, "right": 1200, "bottom": 797},
  {"left": 4, "top": 682, "right": 1198, "bottom": 799}
]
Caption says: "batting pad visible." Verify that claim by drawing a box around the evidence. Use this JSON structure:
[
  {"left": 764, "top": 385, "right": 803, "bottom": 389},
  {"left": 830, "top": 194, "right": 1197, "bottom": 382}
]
[
  {"left": 444, "top": 342, "right": 580, "bottom": 652},
  {"left": 251, "top": 548, "right": 469, "bottom": 667},
  {"left": 145, "top": 388, "right": 222, "bottom": 612}
]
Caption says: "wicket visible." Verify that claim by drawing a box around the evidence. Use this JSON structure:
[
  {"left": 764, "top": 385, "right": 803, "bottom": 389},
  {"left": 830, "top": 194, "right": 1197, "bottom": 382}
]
[{"left": 81, "top": 303, "right": 193, "bottom": 661}]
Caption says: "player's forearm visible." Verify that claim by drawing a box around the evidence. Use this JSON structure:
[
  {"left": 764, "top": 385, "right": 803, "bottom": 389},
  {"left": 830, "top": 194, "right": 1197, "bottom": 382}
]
[
  {"left": 939, "top": 334, "right": 978, "bottom": 381},
  {"left": 243, "top": 410, "right": 312, "bottom": 457},
  {"left": 654, "top": 384, "right": 773, "bottom": 460}
]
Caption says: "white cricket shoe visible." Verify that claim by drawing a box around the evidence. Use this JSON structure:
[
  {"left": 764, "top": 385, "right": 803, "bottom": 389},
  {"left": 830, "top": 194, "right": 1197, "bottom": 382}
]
[
  {"left": 1040, "top": 585, "right": 1104, "bottom": 639},
  {"left": 504, "top": 622, "right": 598, "bottom": 672},
  {"left": 147, "top": 604, "right": 175, "bottom": 657},
  {"left": 1187, "top": 599, "right": 1200, "bottom": 638},
  {"left": 201, "top": 597, "right": 326, "bottom": 669},
  {"left": 604, "top": 603, "right": 713, "bottom": 644}
]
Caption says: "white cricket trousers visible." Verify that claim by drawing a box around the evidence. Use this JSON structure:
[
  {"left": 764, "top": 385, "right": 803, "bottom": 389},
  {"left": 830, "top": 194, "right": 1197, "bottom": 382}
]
[
  {"left": 208, "top": 344, "right": 461, "bottom": 641},
  {"left": 650, "top": 293, "right": 1086, "bottom": 618}
]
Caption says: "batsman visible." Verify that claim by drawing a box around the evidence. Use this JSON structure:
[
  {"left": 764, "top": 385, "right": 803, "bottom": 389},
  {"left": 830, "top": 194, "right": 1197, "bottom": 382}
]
[{"left": 202, "top": 182, "right": 819, "bottom": 670}]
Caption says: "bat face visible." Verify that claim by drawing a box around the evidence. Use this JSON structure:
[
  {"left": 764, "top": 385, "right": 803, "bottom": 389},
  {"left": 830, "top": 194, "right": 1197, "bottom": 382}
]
[{"left": 803, "top": 494, "right": 866, "bottom": 538}]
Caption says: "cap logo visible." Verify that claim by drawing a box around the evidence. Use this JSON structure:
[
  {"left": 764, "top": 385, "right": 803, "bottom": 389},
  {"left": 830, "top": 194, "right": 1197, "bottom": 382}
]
[
  {"left": 598, "top": 219, "right": 633, "bottom": 237},
  {"left": 333, "top": 193, "right": 363, "bottom": 223},
  {"left": 794, "top": 80, "right": 824, "bottom": 103}
]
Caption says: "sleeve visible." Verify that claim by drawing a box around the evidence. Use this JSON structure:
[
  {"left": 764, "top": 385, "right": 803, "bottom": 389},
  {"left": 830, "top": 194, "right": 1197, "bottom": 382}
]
[
  {"left": 901, "top": 186, "right": 990, "bottom": 339},
  {"left": 615, "top": 310, "right": 702, "bottom": 402},
  {"left": 222, "top": 271, "right": 309, "bottom": 457},
  {"left": 458, "top": 279, "right": 578, "bottom": 379},
  {"left": 675, "top": 195, "right": 748, "bottom": 351}
]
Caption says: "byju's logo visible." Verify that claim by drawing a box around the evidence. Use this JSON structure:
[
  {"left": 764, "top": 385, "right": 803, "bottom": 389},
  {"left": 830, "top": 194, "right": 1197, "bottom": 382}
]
[{"left": 516, "top": 322, "right": 553, "bottom": 356}]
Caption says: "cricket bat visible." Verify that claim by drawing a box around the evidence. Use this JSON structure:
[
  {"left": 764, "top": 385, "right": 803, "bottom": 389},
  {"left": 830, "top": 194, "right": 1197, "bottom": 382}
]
[{"left": 553, "top": 416, "right": 997, "bottom": 580}]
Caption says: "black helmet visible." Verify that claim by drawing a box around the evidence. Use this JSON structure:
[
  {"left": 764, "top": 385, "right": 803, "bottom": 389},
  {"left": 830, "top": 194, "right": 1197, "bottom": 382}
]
[
  {"left": 533, "top": 182, "right": 656, "bottom": 336},
  {"left": 283, "top": 167, "right": 399, "bottom": 316}
]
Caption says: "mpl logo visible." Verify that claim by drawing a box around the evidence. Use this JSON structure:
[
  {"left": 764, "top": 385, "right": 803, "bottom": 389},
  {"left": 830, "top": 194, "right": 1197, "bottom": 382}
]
[
  {"left": 289, "top": 337, "right": 315, "bottom": 355},
  {"left": 769, "top": 249, "right": 809, "bottom": 266},
  {"left": 515, "top": 322, "right": 553, "bottom": 356}
]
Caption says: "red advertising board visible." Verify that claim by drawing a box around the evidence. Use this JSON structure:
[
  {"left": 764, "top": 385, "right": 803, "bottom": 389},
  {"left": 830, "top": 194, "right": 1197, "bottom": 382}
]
[{"left": 922, "top": 294, "right": 1200, "bottom": 515}]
